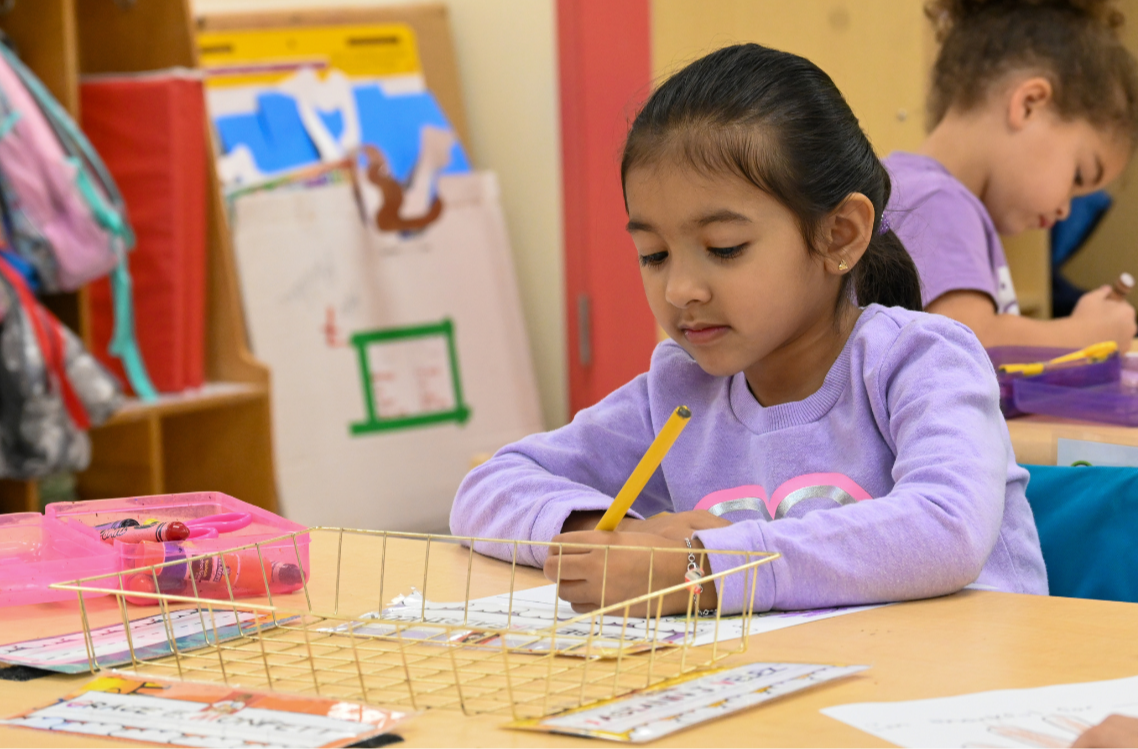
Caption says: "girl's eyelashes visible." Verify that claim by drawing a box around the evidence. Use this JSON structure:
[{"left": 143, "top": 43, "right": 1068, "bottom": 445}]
[
  {"left": 638, "top": 244, "right": 747, "bottom": 267},
  {"left": 707, "top": 243, "right": 748, "bottom": 260}
]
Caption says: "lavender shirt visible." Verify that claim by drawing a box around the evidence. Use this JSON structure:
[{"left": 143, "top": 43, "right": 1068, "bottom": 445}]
[
  {"left": 451, "top": 305, "right": 1048, "bottom": 613},
  {"left": 883, "top": 152, "right": 1020, "bottom": 314}
]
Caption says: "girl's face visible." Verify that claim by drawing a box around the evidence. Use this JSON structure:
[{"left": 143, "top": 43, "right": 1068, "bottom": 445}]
[
  {"left": 625, "top": 161, "right": 843, "bottom": 379},
  {"left": 984, "top": 99, "right": 1129, "bottom": 235}
]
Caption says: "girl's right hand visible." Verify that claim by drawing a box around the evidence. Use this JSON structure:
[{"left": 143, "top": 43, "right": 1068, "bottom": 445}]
[
  {"left": 1071, "top": 285, "right": 1137, "bottom": 350},
  {"left": 560, "top": 510, "right": 730, "bottom": 539}
]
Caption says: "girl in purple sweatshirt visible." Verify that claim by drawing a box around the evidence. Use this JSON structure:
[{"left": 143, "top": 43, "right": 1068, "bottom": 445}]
[{"left": 451, "top": 43, "right": 1048, "bottom": 615}]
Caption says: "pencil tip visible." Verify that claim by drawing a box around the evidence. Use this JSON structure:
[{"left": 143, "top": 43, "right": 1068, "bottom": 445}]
[{"left": 677, "top": 405, "right": 691, "bottom": 418}]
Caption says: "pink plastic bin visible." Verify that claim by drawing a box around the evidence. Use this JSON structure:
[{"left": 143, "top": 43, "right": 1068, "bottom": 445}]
[
  {"left": 46, "top": 492, "right": 310, "bottom": 604},
  {"left": 0, "top": 512, "right": 118, "bottom": 606}
]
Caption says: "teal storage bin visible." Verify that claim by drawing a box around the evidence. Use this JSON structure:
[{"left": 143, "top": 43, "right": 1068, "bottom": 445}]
[{"left": 1022, "top": 464, "right": 1138, "bottom": 603}]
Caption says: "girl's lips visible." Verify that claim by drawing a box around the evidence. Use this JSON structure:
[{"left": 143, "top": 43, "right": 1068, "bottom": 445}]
[
  {"left": 681, "top": 325, "right": 729, "bottom": 345},
  {"left": 1039, "top": 215, "right": 1053, "bottom": 229}
]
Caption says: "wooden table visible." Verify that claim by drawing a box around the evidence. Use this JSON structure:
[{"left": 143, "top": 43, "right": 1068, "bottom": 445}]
[
  {"left": 1008, "top": 413, "right": 1138, "bottom": 465},
  {"left": 2, "top": 531, "right": 1137, "bottom": 748}
]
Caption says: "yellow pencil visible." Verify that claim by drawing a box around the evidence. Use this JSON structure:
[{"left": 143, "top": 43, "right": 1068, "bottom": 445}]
[
  {"left": 594, "top": 405, "right": 692, "bottom": 532},
  {"left": 998, "top": 340, "right": 1118, "bottom": 376}
]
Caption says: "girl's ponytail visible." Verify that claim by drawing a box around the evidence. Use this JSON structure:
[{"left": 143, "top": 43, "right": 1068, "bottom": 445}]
[
  {"left": 853, "top": 228, "right": 923, "bottom": 311},
  {"left": 853, "top": 163, "right": 923, "bottom": 312}
]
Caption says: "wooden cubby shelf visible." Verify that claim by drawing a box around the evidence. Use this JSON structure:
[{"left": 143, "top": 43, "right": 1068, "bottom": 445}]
[{"left": 0, "top": 0, "right": 278, "bottom": 516}]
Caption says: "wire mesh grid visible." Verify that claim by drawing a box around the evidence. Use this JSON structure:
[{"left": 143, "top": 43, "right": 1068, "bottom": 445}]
[{"left": 49, "top": 527, "right": 779, "bottom": 719}]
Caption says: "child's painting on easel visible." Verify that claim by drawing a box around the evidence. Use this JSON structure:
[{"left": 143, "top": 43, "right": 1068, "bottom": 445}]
[{"left": 210, "top": 15, "right": 540, "bottom": 531}]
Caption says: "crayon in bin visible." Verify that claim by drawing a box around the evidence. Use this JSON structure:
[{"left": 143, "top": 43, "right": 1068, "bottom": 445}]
[
  {"left": 94, "top": 518, "right": 140, "bottom": 542},
  {"left": 102, "top": 521, "right": 191, "bottom": 544}
]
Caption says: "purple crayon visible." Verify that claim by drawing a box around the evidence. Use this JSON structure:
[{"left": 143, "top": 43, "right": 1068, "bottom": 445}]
[{"left": 95, "top": 518, "right": 140, "bottom": 542}]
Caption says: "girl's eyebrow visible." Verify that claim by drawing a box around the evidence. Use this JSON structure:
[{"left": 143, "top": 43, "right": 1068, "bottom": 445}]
[
  {"left": 626, "top": 210, "right": 752, "bottom": 233},
  {"left": 692, "top": 209, "right": 751, "bottom": 228}
]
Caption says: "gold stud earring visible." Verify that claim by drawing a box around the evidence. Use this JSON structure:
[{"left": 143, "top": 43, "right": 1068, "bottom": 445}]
[{"left": 837, "top": 259, "right": 849, "bottom": 272}]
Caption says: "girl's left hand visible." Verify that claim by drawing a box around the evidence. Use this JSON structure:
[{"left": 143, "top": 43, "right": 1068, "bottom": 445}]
[{"left": 544, "top": 529, "right": 720, "bottom": 616}]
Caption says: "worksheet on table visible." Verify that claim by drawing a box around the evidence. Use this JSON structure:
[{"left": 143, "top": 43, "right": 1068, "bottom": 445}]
[
  {"left": 823, "top": 675, "right": 1138, "bottom": 748},
  {"left": 330, "top": 584, "right": 883, "bottom": 653}
]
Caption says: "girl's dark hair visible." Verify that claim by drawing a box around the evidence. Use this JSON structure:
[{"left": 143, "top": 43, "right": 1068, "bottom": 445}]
[
  {"left": 927, "top": 0, "right": 1138, "bottom": 143},
  {"left": 621, "top": 44, "right": 922, "bottom": 312}
]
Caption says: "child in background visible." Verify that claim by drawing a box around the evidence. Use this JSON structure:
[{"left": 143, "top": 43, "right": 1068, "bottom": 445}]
[
  {"left": 451, "top": 44, "right": 1047, "bottom": 615},
  {"left": 885, "top": 0, "right": 1138, "bottom": 349}
]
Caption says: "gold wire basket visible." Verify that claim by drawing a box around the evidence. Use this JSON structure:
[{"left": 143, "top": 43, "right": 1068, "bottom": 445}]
[{"left": 49, "top": 527, "right": 778, "bottom": 719}]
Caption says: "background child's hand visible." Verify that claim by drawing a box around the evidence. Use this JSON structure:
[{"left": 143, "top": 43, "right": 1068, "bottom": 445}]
[
  {"left": 1073, "top": 715, "right": 1138, "bottom": 748},
  {"left": 1071, "top": 285, "right": 1137, "bottom": 350},
  {"left": 544, "top": 530, "right": 718, "bottom": 616}
]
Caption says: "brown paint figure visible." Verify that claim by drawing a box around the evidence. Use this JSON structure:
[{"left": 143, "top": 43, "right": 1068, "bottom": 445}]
[{"left": 359, "top": 144, "right": 443, "bottom": 233}]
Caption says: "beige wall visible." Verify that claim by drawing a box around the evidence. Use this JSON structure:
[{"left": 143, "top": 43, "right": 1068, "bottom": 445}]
[
  {"left": 652, "top": 0, "right": 930, "bottom": 155},
  {"left": 192, "top": 0, "right": 568, "bottom": 429}
]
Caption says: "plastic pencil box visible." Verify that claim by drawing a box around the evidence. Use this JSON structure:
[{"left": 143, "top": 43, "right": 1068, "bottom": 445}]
[
  {"left": 1013, "top": 353, "right": 1138, "bottom": 426},
  {"left": 0, "top": 512, "right": 118, "bottom": 607},
  {"left": 0, "top": 492, "right": 307, "bottom": 607},
  {"left": 987, "top": 346, "right": 1138, "bottom": 424},
  {"left": 988, "top": 347, "right": 1109, "bottom": 417}
]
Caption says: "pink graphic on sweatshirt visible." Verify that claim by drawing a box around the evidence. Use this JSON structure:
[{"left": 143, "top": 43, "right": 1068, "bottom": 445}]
[{"left": 694, "top": 473, "right": 872, "bottom": 520}]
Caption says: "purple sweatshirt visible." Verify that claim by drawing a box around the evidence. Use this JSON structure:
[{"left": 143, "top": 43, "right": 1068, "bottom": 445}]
[
  {"left": 883, "top": 152, "right": 1020, "bottom": 314},
  {"left": 451, "top": 305, "right": 1048, "bottom": 613}
]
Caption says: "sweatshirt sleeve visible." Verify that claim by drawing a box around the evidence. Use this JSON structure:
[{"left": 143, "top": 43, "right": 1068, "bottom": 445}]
[
  {"left": 449, "top": 371, "right": 674, "bottom": 567},
  {"left": 888, "top": 189, "right": 997, "bottom": 309},
  {"left": 694, "top": 318, "right": 1010, "bottom": 613}
]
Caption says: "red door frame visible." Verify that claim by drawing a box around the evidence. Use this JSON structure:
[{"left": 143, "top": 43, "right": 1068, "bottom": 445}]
[{"left": 558, "top": 0, "right": 657, "bottom": 415}]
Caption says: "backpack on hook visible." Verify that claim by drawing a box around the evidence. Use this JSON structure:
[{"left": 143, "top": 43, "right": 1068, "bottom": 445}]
[{"left": 0, "top": 41, "right": 155, "bottom": 401}]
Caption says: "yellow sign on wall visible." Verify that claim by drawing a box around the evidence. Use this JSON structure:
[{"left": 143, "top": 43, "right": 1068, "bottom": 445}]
[{"left": 198, "top": 23, "right": 422, "bottom": 88}]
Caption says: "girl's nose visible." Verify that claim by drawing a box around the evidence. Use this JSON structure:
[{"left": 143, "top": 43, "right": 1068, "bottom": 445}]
[{"left": 664, "top": 268, "right": 711, "bottom": 308}]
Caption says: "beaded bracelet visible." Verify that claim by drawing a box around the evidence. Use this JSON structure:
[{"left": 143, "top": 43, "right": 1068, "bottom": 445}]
[{"left": 683, "top": 537, "right": 717, "bottom": 617}]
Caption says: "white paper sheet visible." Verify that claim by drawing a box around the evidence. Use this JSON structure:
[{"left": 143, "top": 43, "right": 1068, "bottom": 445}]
[
  {"left": 332, "top": 584, "right": 883, "bottom": 654},
  {"left": 512, "top": 662, "right": 867, "bottom": 743},
  {"left": 1056, "top": 437, "right": 1138, "bottom": 468},
  {"left": 822, "top": 675, "right": 1138, "bottom": 748}
]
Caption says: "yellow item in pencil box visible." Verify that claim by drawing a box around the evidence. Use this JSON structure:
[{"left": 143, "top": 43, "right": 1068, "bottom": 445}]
[
  {"left": 198, "top": 24, "right": 422, "bottom": 88},
  {"left": 998, "top": 341, "right": 1118, "bottom": 376}
]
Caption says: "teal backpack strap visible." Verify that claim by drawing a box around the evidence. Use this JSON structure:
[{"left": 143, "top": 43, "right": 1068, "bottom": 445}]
[
  {"left": 69, "top": 158, "right": 127, "bottom": 237},
  {"left": 108, "top": 261, "right": 157, "bottom": 402}
]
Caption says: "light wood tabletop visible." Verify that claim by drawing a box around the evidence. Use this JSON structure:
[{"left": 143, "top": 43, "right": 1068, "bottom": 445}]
[
  {"left": 1008, "top": 413, "right": 1138, "bottom": 466},
  {"left": 2, "top": 530, "right": 1137, "bottom": 748}
]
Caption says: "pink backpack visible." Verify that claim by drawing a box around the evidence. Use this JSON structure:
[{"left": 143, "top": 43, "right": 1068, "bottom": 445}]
[{"left": 0, "top": 43, "right": 154, "bottom": 399}]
